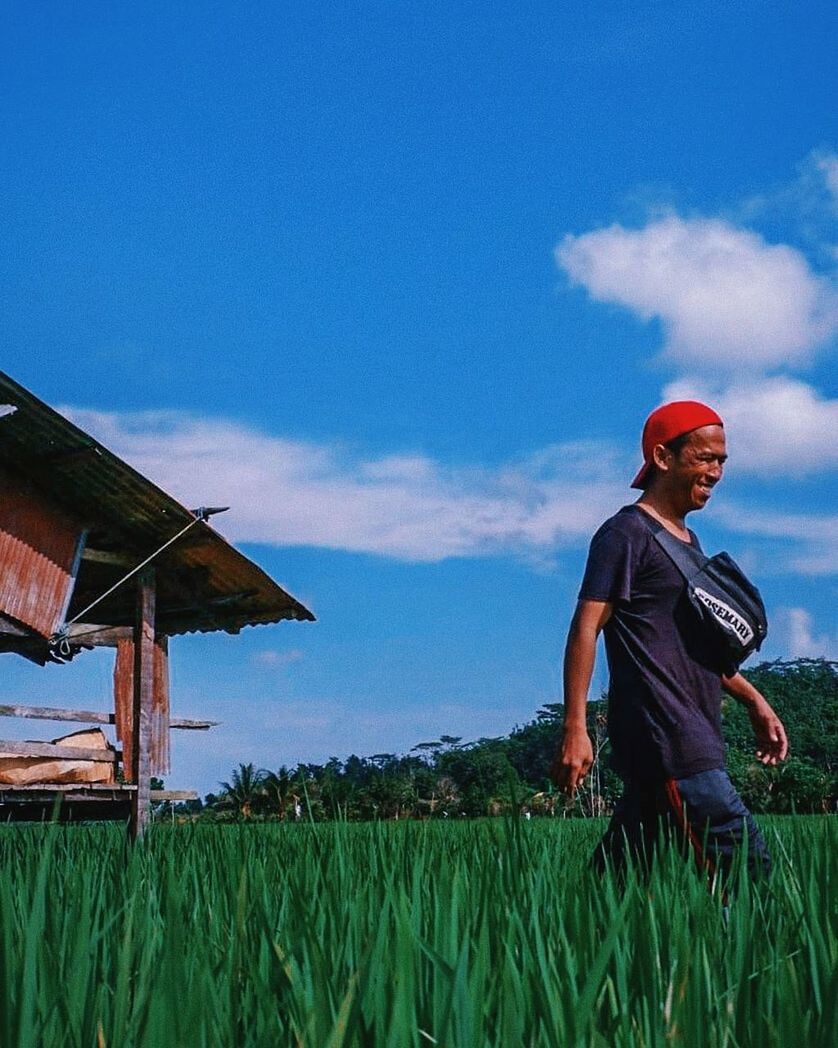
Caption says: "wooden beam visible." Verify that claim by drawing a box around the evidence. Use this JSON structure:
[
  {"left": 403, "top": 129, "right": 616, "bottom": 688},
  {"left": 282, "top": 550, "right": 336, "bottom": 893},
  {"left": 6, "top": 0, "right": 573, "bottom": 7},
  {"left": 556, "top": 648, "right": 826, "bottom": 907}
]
[
  {"left": 81, "top": 548, "right": 134, "bottom": 566},
  {"left": 0, "top": 738, "right": 120, "bottom": 762},
  {"left": 0, "top": 617, "right": 30, "bottom": 638},
  {"left": 57, "top": 529, "right": 89, "bottom": 629},
  {"left": 0, "top": 783, "right": 135, "bottom": 793},
  {"left": 170, "top": 717, "right": 218, "bottom": 731},
  {"left": 0, "top": 786, "right": 197, "bottom": 802},
  {"left": 66, "top": 623, "right": 132, "bottom": 648},
  {"left": 0, "top": 705, "right": 217, "bottom": 730},
  {"left": 130, "top": 567, "right": 155, "bottom": 840},
  {"left": 0, "top": 704, "right": 112, "bottom": 725}
]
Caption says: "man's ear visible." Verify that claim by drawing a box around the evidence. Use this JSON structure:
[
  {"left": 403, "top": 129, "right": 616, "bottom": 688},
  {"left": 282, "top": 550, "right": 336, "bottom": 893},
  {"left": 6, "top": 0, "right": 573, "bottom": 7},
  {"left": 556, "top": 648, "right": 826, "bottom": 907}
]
[{"left": 651, "top": 443, "right": 672, "bottom": 473}]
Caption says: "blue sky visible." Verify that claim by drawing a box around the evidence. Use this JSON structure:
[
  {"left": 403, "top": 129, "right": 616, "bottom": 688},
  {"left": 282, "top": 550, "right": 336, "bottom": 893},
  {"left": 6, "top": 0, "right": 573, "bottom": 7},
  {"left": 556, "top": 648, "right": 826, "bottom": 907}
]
[{"left": 1, "top": 2, "right": 836, "bottom": 793}]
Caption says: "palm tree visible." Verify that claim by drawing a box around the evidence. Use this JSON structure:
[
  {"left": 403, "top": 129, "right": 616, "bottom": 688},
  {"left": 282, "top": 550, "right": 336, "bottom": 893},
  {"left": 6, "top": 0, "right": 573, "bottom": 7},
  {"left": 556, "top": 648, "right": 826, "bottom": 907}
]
[
  {"left": 261, "top": 766, "right": 299, "bottom": 820},
  {"left": 417, "top": 775, "right": 460, "bottom": 817},
  {"left": 219, "top": 762, "right": 265, "bottom": 818}
]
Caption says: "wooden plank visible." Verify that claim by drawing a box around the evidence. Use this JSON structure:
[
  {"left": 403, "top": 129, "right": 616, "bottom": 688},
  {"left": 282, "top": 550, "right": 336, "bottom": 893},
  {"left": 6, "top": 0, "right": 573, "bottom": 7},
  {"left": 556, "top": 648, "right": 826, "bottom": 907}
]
[
  {"left": 0, "top": 739, "right": 120, "bottom": 762},
  {"left": 0, "top": 786, "right": 197, "bottom": 810},
  {"left": 81, "top": 548, "right": 133, "bottom": 566},
  {"left": 0, "top": 704, "right": 216, "bottom": 730},
  {"left": 67, "top": 623, "right": 132, "bottom": 647},
  {"left": 130, "top": 568, "right": 155, "bottom": 840},
  {"left": 0, "top": 783, "right": 136, "bottom": 793},
  {"left": 0, "top": 617, "right": 30, "bottom": 638},
  {"left": 0, "top": 704, "right": 112, "bottom": 725},
  {"left": 56, "top": 529, "right": 89, "bottom": 629},
  {"left": 170, "top": 718, "right": 218, "bottom": 731}
]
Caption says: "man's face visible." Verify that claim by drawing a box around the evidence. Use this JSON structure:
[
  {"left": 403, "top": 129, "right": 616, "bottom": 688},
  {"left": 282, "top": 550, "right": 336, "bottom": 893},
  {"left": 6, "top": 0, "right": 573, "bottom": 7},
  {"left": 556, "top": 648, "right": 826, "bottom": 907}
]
[{"left": 663, "top": 424, "right": 727, "bottom": 513}]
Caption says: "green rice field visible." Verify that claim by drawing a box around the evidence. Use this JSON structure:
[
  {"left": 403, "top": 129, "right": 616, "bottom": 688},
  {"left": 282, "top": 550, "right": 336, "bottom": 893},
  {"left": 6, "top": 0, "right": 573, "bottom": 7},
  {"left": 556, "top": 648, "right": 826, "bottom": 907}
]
[{"left": 0, "top": 816, "right": 835, "bottom": 1047}]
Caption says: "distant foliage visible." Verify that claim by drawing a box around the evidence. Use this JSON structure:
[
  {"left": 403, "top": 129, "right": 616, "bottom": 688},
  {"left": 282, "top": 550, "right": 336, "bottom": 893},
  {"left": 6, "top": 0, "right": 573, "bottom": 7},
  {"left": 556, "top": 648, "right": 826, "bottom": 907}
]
[
  {"left": 721, "top": 658, "right": 837, "bottom": 814},
  {"left": 196, "top": 659, "right": 836, "bottom": 822}
]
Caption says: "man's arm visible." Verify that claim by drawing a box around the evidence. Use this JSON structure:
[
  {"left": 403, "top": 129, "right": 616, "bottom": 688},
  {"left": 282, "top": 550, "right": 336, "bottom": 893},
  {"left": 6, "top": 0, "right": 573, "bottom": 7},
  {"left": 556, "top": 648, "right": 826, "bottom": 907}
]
[
  {"left": 721, "top": 672, "right": 788, "bottom": 765},
  {"left": 550, "top": 599, "right": 613, "bottom": 796}
]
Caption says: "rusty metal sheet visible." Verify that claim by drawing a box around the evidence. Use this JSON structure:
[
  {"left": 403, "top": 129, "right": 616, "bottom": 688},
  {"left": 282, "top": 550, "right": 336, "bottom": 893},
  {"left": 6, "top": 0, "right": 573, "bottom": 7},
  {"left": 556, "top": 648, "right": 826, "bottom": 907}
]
[
  {"left": 113, "top": 637, "right": 133, "bottom": 778},
  {"left": 0, "top": 463, "right": 85, "bottom": 637},
  {"left": 151, "top": 636, "right": 170, "bottom": 777},
  {"left": 114, "top": 634, "right": 171, "bottom": 780}
]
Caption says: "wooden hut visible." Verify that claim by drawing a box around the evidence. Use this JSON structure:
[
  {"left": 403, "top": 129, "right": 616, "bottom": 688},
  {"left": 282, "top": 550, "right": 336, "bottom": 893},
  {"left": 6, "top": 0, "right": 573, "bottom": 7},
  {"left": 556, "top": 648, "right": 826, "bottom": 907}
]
[{"left": 0, "top": 371, "right": 314, "bottom": 836}]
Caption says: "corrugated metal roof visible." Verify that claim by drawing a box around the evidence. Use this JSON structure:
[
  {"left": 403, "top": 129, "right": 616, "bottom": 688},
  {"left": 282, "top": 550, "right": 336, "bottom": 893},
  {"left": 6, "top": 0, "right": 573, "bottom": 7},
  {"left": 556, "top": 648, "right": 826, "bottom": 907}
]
[
  {"left": 0, "top": 371, "right": 315, "bottom": 644},
  {"left": 0, "top": 463, "right": 84, "bottom": 637}
]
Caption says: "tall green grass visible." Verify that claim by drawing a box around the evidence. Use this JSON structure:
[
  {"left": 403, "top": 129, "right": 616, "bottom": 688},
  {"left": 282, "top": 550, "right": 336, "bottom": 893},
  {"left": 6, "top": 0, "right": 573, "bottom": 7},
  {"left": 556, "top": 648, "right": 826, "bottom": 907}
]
[{"left": 0, "top": 816, "right": 834, "bottom": 1046}]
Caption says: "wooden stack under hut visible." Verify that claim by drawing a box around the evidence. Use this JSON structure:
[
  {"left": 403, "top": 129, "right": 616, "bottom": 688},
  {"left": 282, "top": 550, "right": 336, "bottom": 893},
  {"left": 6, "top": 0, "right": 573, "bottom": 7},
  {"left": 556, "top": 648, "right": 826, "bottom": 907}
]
[{"left": 0, "top": 371, "right": 314, "bottom": 837}]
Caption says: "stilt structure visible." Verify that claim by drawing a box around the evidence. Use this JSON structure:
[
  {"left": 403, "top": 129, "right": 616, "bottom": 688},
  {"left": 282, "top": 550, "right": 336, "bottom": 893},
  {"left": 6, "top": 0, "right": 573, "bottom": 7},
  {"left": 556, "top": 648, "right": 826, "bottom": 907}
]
[{"left": 0, "top": 371, "right": 314, "bottom": 837}]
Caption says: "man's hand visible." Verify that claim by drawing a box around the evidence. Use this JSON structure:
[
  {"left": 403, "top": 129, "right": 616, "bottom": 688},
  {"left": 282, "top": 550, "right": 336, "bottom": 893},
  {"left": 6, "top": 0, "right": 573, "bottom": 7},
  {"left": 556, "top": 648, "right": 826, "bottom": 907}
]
[
  {"left": 553, "top": 599, "right": 611, "bottom": 797},
  {"left": 722, "top": 673, "right": 789, "bottom": 766},
  {"left": 748, "top": 699, "right": 789, "bottom": 765},
  {"left": 550, "top": 728, "right": 594, "bottom": 796}
]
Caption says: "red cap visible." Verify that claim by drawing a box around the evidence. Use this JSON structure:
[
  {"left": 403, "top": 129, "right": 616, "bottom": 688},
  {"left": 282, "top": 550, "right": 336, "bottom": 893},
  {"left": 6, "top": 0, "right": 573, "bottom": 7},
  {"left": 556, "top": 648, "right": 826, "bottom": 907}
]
[{"left": 631, "top": 400, "right": 723, "bottom": 489}]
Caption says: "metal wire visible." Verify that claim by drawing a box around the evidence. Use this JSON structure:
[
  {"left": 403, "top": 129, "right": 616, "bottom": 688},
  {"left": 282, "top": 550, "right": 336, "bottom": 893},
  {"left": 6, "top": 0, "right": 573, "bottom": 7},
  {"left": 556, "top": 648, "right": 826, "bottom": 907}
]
[{"left": 56, "top": 513, "right": 207, "bottom": 635}]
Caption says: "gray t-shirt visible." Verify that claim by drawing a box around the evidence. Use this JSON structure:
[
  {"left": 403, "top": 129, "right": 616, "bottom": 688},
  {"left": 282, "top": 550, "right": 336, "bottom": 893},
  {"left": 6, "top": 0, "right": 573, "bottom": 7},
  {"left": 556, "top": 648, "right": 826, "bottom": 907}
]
[{"left": 579, "top": 504, "right": 725, "bottom": 781}]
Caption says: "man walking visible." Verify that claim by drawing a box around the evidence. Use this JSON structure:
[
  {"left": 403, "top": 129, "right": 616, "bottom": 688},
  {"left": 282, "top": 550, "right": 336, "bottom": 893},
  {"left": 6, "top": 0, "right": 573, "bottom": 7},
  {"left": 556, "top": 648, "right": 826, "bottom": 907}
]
[{"left": 551, "top": 401, "right": 787, "bottom": 879}]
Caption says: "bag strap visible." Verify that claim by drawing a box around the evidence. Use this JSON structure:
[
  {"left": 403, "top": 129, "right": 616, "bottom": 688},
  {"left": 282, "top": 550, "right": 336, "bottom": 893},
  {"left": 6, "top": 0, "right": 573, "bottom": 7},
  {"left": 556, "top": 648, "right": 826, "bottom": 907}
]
[{"left": 633, "top": 507, "right": 708, "bottom": 582}]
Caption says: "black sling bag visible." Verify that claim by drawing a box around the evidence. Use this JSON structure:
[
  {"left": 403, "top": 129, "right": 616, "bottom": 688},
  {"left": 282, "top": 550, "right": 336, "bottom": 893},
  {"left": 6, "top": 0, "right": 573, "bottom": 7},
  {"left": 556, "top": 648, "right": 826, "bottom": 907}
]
[{"left": 638, "top": 511, "right": 768, "bottom": 675}]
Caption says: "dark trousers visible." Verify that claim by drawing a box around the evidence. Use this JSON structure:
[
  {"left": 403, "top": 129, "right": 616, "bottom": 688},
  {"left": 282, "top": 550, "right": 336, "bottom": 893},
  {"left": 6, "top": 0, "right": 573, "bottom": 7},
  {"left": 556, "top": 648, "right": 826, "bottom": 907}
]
[{"left": 594, "top": 768, "right": 770, "bottom": 881}]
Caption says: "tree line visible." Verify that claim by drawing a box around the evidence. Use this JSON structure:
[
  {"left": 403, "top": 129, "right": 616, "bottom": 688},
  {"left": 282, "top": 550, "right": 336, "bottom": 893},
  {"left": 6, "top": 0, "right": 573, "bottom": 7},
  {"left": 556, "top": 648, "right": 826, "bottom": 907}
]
[{"left": 167, "top": 659, "right": 836, "bottom": 822}]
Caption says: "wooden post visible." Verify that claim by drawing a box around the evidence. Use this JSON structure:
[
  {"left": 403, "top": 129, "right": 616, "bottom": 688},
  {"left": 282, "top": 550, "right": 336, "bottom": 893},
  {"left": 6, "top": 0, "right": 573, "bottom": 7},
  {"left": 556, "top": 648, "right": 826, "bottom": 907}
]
[{"left": 129, "top": 568, "right": 155, "bottom": 840}]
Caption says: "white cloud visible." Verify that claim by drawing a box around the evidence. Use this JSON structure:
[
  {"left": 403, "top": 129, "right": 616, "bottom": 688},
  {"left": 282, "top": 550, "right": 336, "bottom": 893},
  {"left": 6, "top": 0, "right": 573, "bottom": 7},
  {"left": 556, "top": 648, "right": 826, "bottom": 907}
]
[
  {"left": 662, "top": 376, "right": 838, "bottom": 475},
  {"left": 557, "top": 215, "right": 837, "bottom": 370},
  {"left": 785, "top": 549, "right": 838, "bottom": 576},
  {"left": 58, "top": 404, "right": 838, "bottom": 577},
  {"left": 773, "top": 607, "right": 838, "bottom": 660},
  {"left": 713, "top": 504, "right": 838, "bottom": 576},
  {"left": 716, "top": 507, "right": 838, "bottom": 544},
  {"left": 62, "top": 408, "right": 627, "bottom": 563},
  {"left": 738, "top": 149, "right": 838, "bottom": 243},
  {"left": 814, "top": 151, "right": 838, "bottom": 207},
  {"left": 251, "top": 649, "right": 304, "bottom": 670}
]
